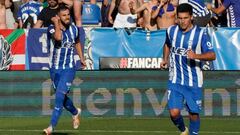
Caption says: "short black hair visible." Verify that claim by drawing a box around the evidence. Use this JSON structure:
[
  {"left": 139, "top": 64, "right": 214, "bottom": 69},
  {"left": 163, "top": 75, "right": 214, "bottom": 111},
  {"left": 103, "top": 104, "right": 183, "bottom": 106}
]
[
  {"left": 57, "top": 3, "right": 70, "bottom": 13},
  {"left": 177, "top": 3, "right": 193, "bottom": 16}
]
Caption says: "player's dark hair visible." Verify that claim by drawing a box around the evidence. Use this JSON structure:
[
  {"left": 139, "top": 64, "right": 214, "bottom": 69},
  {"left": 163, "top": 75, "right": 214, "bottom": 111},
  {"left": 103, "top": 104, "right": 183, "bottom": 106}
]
[
  {"left": 177, "top": 3, "right": 193, "bottom": 15},
  {"left": 57, "top": 3, "right": 70, "bottom": 13}
]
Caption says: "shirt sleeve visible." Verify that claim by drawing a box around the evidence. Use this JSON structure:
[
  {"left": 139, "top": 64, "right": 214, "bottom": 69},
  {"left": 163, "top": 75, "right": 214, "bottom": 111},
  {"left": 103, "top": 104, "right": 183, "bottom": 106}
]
[
  {"left": 48, "top": 25, "right": 55, "bottom": 35},
  {"left": 201, "top": 29, "right": 214, "bottom": 53},
  {"left": 165, "top": 28, "right": 171, "bottom": 48}
]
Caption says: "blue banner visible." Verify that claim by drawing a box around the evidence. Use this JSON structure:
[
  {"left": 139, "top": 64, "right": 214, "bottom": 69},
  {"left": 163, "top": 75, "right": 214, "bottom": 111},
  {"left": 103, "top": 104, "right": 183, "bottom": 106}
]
[
  {"left": 27, "top": 28, "right": 85, "bottom": 70},
  {"left": 27, "top": 28, "right": 49, "bottom": 70},
  {"left": 91, "top": 28, "right": 166, "bottom": 69},
  {"left": 211, "top": 27, "right": 240, "bottom": 70},
  {"left": 2, "top": 27, "right": 240, "bottom": 70}
]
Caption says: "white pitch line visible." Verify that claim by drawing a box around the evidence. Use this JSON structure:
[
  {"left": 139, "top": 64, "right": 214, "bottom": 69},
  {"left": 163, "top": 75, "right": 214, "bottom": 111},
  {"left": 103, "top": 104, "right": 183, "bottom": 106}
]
[{"left": 0, "top": 129, "right": 240, "bottom": 134}]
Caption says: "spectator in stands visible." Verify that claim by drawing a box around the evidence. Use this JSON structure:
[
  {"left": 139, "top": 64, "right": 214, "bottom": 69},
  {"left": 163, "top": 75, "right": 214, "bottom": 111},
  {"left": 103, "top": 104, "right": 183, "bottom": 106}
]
[
  {"left": 210, "top": 0, "right": 227, "bottom": 27},
  {"left": 129, "top": 0, "right": 158, "bottom": 30},
  {"left": 59, "top": 0, "right": 73, "bottom": 7},
  {"left": 90, "top": 0, "right": 96, "bottom": 4},
  {"left": 101, "top": 0, "right": 113, "bottom": 27},
  {"left": 34, "top": 0, "right": 59, "bottom": 28},
  {"left": 5, "top": 0, "right": 15, "bottom": 29},
  {"left": 11, "top": 0, "right": 22, "bottom": 28},
  {"left": 151, "top": 0, "right": 176, "bottom": 29},
  {"left": 72, "top": 0, "right": 85, "bottom": 56},
  {"left": 108, "top": 0, "right": 143, "bottom": 28},
  {"left": 17, "top": 0, "right": 43, "bottom": 28},
  {"left": 207, "top": 0, "right": 240, "bottom": 27},
  {"left": 179, "top": 0, "right": 211, "bottom": 27},
  {"left": 72, "top": 0, "right": 82, "bottom": 27},
  {"left": 0, "top": 1, "right": 7, "bottom": 29}
]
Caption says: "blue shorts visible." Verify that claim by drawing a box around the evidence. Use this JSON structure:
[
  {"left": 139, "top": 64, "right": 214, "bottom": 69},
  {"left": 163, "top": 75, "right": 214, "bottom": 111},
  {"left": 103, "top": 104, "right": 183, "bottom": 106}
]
[
  {"left": 167, "top": 82, "right": 202, "bottom": 114},
  {"left": 50, "top": 68, "right": 76, "bottom": 94}
]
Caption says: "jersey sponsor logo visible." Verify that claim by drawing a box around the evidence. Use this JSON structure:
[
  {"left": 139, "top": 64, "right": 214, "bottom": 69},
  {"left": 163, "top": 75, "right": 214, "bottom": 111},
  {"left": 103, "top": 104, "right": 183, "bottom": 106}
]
[
  {"left": 62, "top": 41, "right": 74, "bottom": 48},
  {"left": 206, "top": 41, "right": 213, "bottom": 49},
  {"left": 171, "top": 47, "right": 188, "bottom": 56}
]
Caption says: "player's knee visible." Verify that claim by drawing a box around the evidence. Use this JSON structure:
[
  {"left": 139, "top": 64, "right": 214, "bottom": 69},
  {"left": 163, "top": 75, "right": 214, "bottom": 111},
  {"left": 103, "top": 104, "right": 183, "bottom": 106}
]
[
  {"left": 189, "top": 113, "right": 199, "bottom": 121},
  {"left": 169, "top": 109, "right": 181, "bottom": 118}
]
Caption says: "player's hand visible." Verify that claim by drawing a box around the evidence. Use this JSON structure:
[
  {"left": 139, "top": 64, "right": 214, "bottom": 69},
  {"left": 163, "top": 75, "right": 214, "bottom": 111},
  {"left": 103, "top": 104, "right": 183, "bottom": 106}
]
[
  {"left": 51, "top": 15, "right": 60, "bottom": 25},
  {"left": 187, "top": 49, "right": 196, "bottom": 59},
  {"left": 80, "top": 59, "right": 86, "bottom": 69},
  {"left": 160, "top": 60, "right": 168, "bottom": 69}
]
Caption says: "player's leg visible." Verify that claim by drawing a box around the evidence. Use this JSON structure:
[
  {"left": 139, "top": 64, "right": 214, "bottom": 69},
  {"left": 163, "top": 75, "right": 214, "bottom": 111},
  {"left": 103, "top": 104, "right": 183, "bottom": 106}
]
[
  {"left": 50, "top": 90, "right": 65, "bottom": 128},
  {"left": 63, "top": 95, "right": 81, "bottom": 129},
  {"left": 45, "top": 69, "right": 76, "bottom": 133},
  {"left": 169, "top": 109, "right": 188, "bottom": 133},
  {"left": 44, "top": 69, "right": 61, "bottom": 134},
  {"left": 189, "top": 113, "right": 200, "bottom": 135},
  {"left": 184, "top": 86, "right": 202, "bottom": 135},
  {"left": 44, "top": 89, "right": 68, "bottom": 134},
  {"left": 58, "top": 68, "right": 81, "bottom": 129},
  {"left": 63, "top": 95, "right": 78, "bottom": 114},
  {"left": 167, "top": 83, "right": 187, "bottom": 133}
]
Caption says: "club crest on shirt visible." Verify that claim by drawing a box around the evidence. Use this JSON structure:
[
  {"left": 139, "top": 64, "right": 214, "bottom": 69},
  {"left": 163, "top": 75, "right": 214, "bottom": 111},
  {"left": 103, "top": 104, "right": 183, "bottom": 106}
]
[{"left": 188, "top": 40, "right": 193, "bottom": 49}]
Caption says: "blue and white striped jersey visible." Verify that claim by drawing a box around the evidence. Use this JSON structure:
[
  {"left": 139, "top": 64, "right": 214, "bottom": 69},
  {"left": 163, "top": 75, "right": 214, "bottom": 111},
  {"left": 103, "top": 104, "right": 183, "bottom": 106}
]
[
  {"left": 179, "top": 0, "right": 210, "bottom": 17},
  {"left": 165, "top": 25, "right": 214, "bottom": 88},
  {"left": 17, "top": 0, "right": 43, "bottom": 24},
  {"left": 47, "top": 24, "right": 79, "bottom": 69}
]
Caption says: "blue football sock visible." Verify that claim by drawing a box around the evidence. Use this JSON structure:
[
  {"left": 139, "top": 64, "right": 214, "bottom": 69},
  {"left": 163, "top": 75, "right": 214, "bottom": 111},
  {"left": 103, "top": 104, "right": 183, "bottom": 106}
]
[
  {"left": 189, "top": 117, "right": 200, "bottom": 135},
  {"left": 171, "top": 115, "right": 186, "bottom": 132},
  {"left": 63, "top": 95, "right": 78, "bottom": 115},
  {"left": 50, "top": 91, "right": 65, "bottom": 127}
]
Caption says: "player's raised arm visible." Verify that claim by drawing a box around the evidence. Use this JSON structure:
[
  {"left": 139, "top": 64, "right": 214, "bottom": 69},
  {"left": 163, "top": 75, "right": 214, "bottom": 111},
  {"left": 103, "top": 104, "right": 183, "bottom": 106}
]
[{"left": 51, "top": 15, "right": 62, "bottom": 41}]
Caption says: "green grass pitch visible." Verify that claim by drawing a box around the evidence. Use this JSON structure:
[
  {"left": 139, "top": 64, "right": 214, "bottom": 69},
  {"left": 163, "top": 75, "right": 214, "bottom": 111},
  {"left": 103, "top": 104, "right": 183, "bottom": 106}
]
[{"left": 1, "top": 117, "right": 240, "bottom": 135}]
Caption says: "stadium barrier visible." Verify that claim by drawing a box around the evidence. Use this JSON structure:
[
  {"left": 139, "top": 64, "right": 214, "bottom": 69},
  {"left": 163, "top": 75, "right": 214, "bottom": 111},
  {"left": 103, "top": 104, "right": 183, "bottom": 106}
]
[
  {"left": 0, "top": 71, "right": 240, "bottom": 116},
  {"left": 0, "top": 27, "right": 240, "bottom": 70}
]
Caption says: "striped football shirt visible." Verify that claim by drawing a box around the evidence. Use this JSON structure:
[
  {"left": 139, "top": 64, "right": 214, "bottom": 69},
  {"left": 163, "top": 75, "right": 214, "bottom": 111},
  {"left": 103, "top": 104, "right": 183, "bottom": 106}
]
[
  {"left": 165, "top": 25, "right": 214, "bottom": 88},
  {"left": 47, "top": 24, "right": 79, "bottom": 69}
]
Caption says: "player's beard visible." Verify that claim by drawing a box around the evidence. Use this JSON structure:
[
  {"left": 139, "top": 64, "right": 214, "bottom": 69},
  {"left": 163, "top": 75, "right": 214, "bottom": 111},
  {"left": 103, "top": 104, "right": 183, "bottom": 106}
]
[{"left": 61, "top": 19, "right": 71, "bottom": 29}]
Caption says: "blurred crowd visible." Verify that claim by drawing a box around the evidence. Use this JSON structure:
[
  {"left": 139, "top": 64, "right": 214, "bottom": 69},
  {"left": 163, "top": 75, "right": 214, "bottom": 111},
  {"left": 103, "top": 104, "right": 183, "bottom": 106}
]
[{"left": 0, "top": 0, "right": 239, "bottom": 30}]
